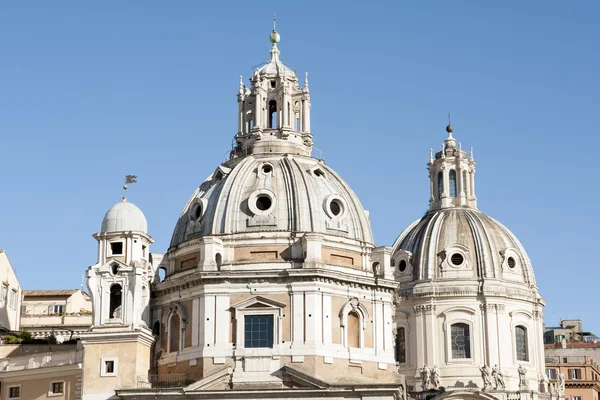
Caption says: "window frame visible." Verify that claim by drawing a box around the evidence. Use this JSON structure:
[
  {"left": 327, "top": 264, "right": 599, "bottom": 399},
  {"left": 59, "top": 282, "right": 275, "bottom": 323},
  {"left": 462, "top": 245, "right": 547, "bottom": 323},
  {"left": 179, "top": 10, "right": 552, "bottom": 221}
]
[
  {"left": 108, "top": 241, "right": 124, "bottom": 256},
  {"left": 441, "top": 309, "right": 477, "bottom": 364},
  {"left": 48, "top": 381, "right": 65, "bottom": 397},
  {"left": 231, "top": 296, "right": 285, "bottom": 354},
  {"left": 515, "top": 325, "right": 529, "bottom": 362},
  {"left": 7, "top": 385, "right": 21, "bottom": 400},
  {"left": 568, "top": 368, "right": 581, "bottom": 380},
  {"left": 449, "top": 169, "right": 457, "bottom": 198},
  {"left": 395, "top": 326, "right": 407, "bottom": 364},
  {"left": 0, "top": 284, "right": 7, "bottom": 303},
  {"left": 100, "top": 357, "right": 118, "bottom": 377}
]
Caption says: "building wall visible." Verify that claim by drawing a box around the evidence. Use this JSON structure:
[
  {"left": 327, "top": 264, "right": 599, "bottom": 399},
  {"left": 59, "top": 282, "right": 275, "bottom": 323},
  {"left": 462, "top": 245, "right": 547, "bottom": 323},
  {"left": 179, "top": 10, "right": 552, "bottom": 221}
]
[
  {"left": 0, "top": 251, "right": 22, "bottom": 331},
  {"left": 81, "top": 339, "right": 151, "bottom": 399},
  {"left": 0, "top": 369, "right": 81, "bottom": 400}
]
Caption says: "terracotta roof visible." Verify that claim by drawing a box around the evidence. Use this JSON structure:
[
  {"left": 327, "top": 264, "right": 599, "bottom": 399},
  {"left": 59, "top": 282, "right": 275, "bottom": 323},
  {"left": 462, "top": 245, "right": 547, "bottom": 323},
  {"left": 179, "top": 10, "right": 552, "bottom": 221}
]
[{"left": 23, "top": 289, "right": 81, "bottom": 297}]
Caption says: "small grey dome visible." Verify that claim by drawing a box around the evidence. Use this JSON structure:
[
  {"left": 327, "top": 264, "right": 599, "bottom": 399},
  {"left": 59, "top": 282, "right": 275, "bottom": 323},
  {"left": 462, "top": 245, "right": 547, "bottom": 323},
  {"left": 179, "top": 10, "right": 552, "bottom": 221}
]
[
  {"left": 170, "top": 154, "right": 373, "bottom": 248},
  {"left": 392, "top": 208, "right": 535, "bottom": 287},
  {"left": 101, "top": 199, "right": 148, "bottom": 233}
]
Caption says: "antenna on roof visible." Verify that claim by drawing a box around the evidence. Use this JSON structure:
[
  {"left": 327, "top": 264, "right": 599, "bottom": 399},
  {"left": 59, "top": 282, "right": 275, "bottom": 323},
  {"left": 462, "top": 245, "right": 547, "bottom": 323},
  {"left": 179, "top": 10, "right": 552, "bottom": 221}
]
[{"left": 273, "top": 13, "right": 276, "bottom": 31}]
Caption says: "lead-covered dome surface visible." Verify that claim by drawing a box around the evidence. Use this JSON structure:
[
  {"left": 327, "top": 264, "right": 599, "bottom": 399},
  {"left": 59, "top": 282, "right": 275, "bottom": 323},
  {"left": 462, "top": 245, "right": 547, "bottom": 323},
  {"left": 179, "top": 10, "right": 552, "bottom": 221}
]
[
  {"left": 170, "top": 154, "right": 373, "bottom": 248},
  {"left": 101, "top": 199, "right": 148, "bottom": 233},
  {"left": 392, "top": 208, "right": 535, "bottom": 286}
]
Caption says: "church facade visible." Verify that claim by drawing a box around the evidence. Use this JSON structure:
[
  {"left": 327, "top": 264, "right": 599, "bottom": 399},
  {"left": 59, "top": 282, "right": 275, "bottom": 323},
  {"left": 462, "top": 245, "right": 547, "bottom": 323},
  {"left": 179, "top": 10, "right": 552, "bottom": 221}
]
[{"left": 78, "top": 26, "right": 556, "bottom": 400}]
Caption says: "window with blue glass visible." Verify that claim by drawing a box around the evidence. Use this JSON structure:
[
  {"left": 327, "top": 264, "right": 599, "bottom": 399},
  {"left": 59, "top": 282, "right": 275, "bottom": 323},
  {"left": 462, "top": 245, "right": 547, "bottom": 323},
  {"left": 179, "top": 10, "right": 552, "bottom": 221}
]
[
  {"left": 244, "top": 315, "right": 274, "bottom": 348},
  {"left": 437, "top": 172, "right": 444, "bottom": 200},
  {"left": 449, "top": 170, "right": 457, "bottom": 198},
  {"left": 462, "top": 170, "right": 468, "bottom": 195}
]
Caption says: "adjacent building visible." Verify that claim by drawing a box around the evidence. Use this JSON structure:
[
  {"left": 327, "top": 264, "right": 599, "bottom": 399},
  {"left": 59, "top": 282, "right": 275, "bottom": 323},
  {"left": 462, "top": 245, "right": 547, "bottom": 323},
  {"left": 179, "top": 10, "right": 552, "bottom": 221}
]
[
  {"left": 545, "top": 319, "right": 600, "bottom": 400},
  {"left": 0, "top": 250, "right": 22, "bottom": 332},
  {"left": 21, "top": 289, "right": 92, "bottom": 340}
]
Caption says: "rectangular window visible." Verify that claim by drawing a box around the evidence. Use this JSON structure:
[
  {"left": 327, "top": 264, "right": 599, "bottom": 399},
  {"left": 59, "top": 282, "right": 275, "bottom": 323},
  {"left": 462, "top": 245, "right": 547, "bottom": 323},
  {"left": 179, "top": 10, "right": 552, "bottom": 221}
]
[
  {"left": 396, "top": 327, "right": 406, "bottom": 363},
  {"left": 142, "top": 245, "right": 147, "bottom": 258},
  {"left": 50, "top": 382, "right": 64, "bottom": 394},
  {"left": 100, "top": 357, "right": 118, "bottom": 377},
  {"left": 546, "top": 368, "right": 557, "bottom": 380},
  {"left": 106, "top": 360, "right": 115, "bottom": 373},
  {"left": 573, "top": 397, "right": 581, "bottom": 400},
  {"left": 110, "top": 242, "right": 123, "bottom": 255},
  {"left": 8, "top": 290, "right": 16, "bottom": 309},
  {"left": 53, "top": 304, "right": 64, "bottom": 314},
  {"left": 450, "top": 323, "right": 471, "bottom": 359},
  {"left": 1, "top": 285, "right": 7, "bottom": 303},
  {"left": 8, "top": 386, "right": 20, "bottom": 399},
  {"left": 569, "top": 368, "right": 581, "bottom": 379},
  {"left": 244, "top": 315, "right": 274, "bottom": 348}
]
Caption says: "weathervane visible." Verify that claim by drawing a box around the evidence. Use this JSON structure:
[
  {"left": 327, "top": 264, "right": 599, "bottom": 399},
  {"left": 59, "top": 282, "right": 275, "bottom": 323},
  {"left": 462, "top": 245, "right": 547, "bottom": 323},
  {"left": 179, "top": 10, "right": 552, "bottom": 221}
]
[{"left": 123, "top": 174, "right": 138, "bottom": 199}]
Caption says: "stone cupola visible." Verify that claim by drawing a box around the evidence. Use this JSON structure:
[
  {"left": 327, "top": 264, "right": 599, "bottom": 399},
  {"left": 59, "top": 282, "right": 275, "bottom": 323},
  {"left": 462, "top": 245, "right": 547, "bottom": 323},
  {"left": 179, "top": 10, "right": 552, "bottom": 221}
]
[
  {"left": 232, "top": 21, "right": 312, "bottom": 158},
  {"left": 428, "top": 122, "right": 477, "bottom": 210}
]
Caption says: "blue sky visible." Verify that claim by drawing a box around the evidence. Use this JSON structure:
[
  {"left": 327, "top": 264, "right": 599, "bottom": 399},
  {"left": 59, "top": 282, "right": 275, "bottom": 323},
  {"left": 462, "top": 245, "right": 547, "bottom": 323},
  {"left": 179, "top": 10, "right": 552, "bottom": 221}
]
[{"left": 1, "top": 2, "right": 598, "bottom": 333}]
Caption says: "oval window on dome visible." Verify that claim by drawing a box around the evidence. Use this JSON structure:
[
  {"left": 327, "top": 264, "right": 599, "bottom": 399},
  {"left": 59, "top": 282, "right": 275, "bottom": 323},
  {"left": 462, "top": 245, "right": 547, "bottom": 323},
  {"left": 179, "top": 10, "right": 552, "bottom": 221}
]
[
  {"left": 507, "top": 256, "right": 516, "bottom": 269},
  {"left": 256, "top": 195, "right": 272, "bottom": 211},
  {"left": 262, "top": 164, "right": 273, "bottom": 174},
  {"left": 399, "top": 259, "right": 407, "bottom": 272},
  {"left": 450, "top": 253, "right": 464, "bottom": 266},
  {"left": 194, "top": 203, "right": 203, "bottom": 220}
]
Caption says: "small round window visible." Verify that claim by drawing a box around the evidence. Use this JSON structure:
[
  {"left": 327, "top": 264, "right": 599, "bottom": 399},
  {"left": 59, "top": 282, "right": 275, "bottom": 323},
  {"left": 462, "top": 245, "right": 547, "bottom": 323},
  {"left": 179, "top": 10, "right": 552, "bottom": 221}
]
[
  {"left": 262, "top": 164, "right": 272, "bottom": 174},
  {"left": 507, "top": 256, "right": 516, "bottom": 269},
  {"left": 256, "top": 195, "right": 272, "bottom": 211},
  {"left": 399, "top": 260, "right": 407, "bottom": 272},
  {"left": 450, "top": 253, "right": 464, "bottom": 266},
  {"left": 330, "top": 200, "right": 342, "bottom": 216}
]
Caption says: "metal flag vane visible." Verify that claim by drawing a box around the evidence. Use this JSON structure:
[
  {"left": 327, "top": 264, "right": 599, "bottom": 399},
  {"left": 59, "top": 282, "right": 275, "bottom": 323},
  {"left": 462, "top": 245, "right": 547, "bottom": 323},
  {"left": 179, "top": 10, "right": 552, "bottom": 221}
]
[
  {"left": 273, "top": 13, "right": 276, "bottom": 30},
  {"left": 123, "top": 174, "right": 138, "bottom": 199}
]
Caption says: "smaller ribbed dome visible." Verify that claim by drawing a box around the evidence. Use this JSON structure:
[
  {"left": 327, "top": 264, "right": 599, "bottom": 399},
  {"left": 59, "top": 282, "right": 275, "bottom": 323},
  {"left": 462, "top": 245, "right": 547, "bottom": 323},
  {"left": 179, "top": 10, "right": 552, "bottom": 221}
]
[
  {"left": 101, "top": 199, "right": 147, "bottom": 233},
  {"left": 392, "top": 209, "right": 535, "bottom": 287}
]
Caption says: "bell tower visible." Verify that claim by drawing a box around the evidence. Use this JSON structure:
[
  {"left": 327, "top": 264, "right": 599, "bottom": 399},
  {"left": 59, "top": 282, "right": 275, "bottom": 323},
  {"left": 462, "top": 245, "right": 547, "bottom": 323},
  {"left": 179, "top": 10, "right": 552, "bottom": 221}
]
[
  {"left": 428, "top": 122, "right": 477, "bottom": 210},
  {"left": 233, "top": 18, "right": 312, "bottom": 157},
  {"left": 80, "top": 195, "right": 155, "bottom": 399}
]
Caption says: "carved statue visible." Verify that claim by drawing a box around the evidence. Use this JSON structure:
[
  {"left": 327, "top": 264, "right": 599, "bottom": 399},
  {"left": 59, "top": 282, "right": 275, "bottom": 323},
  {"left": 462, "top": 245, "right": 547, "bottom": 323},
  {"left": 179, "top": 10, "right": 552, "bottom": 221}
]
[
  {"left": 113, "top": 305, "right": 122, "bottom": 319},
  {"left": 397, "top": 385, "right": 405, "bottom": 400},
  {"left": 431, "top": 365, "right": 440, "bottom": 389},
  {"left": 420, "top": 365, "right": 430, "bottom": 390},
  {"left": 480, "top": 365, "right": 493, "bottom": 390},
  {"left": 492, "top": 364, "right": 505, "bottom": 389},
  {"left": 518, "top": 365, "right": 528, "bottom": 389},
  {"left": 557, "top": 371, "right": 565, "bottom": 394},
  {"left": 549, "top": 382, "right": 557, "bottom": 396}
]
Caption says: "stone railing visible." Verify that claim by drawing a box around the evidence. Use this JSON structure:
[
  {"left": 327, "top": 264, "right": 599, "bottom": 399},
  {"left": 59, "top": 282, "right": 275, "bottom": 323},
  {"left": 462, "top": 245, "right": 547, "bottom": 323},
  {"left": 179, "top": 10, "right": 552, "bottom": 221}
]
[
  {"left": 21, "top": 314, "right": 92, "bottom": 327},
  {"left": 0, "top": 348, "right": 82, "bottom": 371},
  {"left": 137, "top": 373, "right": 188, "bottom": 388}
]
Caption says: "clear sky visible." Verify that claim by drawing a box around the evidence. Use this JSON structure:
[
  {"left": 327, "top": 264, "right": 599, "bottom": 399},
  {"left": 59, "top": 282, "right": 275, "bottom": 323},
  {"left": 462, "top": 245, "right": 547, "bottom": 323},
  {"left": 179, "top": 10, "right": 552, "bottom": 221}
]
[{"left": 1, "top": 2, "right": 598, "bottom": 334}]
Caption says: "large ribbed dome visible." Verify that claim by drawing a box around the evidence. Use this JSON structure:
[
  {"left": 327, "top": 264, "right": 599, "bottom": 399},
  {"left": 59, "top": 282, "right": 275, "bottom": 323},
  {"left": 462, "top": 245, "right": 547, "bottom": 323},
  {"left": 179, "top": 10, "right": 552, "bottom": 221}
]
[
  {"left": 101, "top": 199, "right": 148, "bottom": 233},
  {"left": 391, "top": 208, "right": 535, "bottom": 286},
  {"left": 170, "top": 153, "right": 373, "bottom": 249}
]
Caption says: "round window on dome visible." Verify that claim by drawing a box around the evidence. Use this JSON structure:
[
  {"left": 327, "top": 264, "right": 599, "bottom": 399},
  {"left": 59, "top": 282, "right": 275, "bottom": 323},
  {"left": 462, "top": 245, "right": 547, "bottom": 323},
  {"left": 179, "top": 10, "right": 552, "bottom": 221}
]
[
  {"left": 399, "top": 259, "right": 407, "bottom": 272},
  {"left": 507, "top": 256, "right": 516, "bottom": 269},
  {"left": 330, "top": 200, "right": 342, "bottom": 216},
  {"left": 256, "top": 195, "right": 272, "bottom": 211},
  {"left": 262, "top": 164, "right": 273, "bottom": 174},
  {"left": 450, "top": 253, "right": 464, "bottom": 266}
]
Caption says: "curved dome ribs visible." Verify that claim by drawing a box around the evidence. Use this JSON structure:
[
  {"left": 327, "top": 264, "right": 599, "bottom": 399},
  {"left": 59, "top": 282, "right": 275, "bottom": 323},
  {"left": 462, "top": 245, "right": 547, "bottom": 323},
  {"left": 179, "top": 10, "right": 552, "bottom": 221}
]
[{"left": 394, "top": 209, "right": 536, "bottom": 287}]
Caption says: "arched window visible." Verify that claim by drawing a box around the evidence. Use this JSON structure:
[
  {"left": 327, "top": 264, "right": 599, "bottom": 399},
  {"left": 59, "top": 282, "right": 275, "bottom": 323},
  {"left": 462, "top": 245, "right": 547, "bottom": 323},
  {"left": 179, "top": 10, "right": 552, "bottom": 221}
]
[
  {"left": 215, "top": 253, "right": 222, "bottom": 270},
  {"left": 109, "top": 284, "right": 122, "bottom": 319},
  {"left": 437, "top": 172, "right": 444, "bottom": 200},
  {"left": 451, "top": 323, "right": 471, "bottom": 359},
  {"left": 396, "top": 327, "right": 406, "bottom": 363},
  {"left": 268, "top": 100, "right": 277, "bottom": 128},
  {"left": 449, "top": 170, "right": 457, "bottom": 198},
  {"left": 462, "top": 170, "right": 468, "bottom": 195},
  {"left": 347, "top": 311, "right": 360, "bottom": 348},
  {"left": 169, "top": 314, "right": 181, "bottom": 353},
  {"left": 516, "top": 325, "right": 529, "bottom": 361},
  {"left": 158, "top": 267, "right": 167, "bottom": 282}
]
